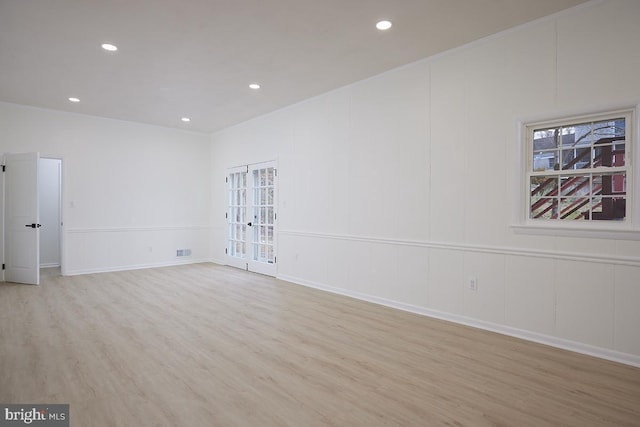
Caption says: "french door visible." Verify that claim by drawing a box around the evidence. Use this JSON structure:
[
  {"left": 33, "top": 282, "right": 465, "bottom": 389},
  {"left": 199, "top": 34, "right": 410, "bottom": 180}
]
[{"left": 226, "top": 161, "right": 277, "bottom": 276}]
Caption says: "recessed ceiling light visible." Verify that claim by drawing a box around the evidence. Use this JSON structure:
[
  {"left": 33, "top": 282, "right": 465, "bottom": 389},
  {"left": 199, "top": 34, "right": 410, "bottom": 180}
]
[
  {"left": 376, "top": 20, "right": 392, "bottom": 30},
  {"left": 249, "top": 83, "right": 261, "bottom": 90},
  {"left": 101, "top": 43, "right": 118, "bottom": 52},
  {"left": 181, "top": 117, "right": 191, "bottom": 122},
  {"left": 68, "top": 97, "right": 80, "bottom": 103}
]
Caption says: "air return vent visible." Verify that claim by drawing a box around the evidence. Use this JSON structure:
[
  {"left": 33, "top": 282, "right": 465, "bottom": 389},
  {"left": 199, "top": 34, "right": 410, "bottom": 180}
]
[{"left": 176, "top": 249, "right": 192, "bottom": 257}]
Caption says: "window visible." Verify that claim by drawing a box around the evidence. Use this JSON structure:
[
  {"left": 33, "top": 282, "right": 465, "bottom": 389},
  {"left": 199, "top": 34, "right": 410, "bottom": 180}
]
[{"left": 526, "top": 110, "right": 632, "bottom": 223}]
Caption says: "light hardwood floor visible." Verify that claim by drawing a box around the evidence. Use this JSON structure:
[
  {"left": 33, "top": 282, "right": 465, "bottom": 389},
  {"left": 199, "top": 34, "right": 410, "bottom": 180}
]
[{"left": 1, "top": 263, "right": 639, "bottom": 426}]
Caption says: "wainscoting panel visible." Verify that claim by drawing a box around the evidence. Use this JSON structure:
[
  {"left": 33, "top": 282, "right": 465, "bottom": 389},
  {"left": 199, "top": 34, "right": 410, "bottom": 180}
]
[
  {"left": 64, "top": 226, "right": 211, "bottom": 275},
  {"left": 277, "top": 230, "right": 640, "bottom": 367}
]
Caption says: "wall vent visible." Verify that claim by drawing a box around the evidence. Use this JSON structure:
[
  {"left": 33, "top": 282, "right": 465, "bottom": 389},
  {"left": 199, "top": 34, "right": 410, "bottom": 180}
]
[{"left": 176, "top": 249, "right": 192, "bottom": 257}]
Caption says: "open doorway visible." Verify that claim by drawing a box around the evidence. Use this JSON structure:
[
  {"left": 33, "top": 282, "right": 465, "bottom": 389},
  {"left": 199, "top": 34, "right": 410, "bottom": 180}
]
[{"left": 39, "top": 158, "right": 62, "bottom": 275}]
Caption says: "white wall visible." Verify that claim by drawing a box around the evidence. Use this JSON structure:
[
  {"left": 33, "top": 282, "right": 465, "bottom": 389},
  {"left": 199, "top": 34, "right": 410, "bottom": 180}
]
[
  {"left": 0, "top": 102, "right": 212, "bottom": 275},
  {"left": 211, "top": 0, "right": 640, "bottom": 365},
  {"left": 39, "top": 158, "right": 62, "bottom": 267}
]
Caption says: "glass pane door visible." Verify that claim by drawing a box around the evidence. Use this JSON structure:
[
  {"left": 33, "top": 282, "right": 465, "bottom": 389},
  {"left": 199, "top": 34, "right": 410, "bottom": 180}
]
[
  {"left": 225, "top": 161, "right": 277, "bottom": 276},
  {"left": 248, "top": 162, "right": 277, "bottom": 276},
  {"left": 226, "top": 166, "right": 248, "bottom": 270}
]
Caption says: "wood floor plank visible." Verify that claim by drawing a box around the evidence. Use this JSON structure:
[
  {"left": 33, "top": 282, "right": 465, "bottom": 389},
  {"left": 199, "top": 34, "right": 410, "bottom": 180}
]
[{"left": 1, "top": 263, "right": 639, "bottom": 426}]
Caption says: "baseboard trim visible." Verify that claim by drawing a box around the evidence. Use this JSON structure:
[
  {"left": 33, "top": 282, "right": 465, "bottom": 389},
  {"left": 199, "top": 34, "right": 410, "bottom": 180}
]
[
  {"left": 40, "top": 263, "right": 61, "bottom": 268},
  {"left": 278, "top": 273, "right": 640, "bottom": 368},
  {"left": 64, "top": 258, "right": 210, "bottom": 276}
]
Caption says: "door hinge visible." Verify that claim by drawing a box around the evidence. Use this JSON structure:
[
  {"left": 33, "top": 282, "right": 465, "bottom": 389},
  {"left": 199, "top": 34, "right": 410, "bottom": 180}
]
[
  {"left": 1, "top": 165, "right": 5, "bottom": 172},
  {"left": 274, "top": 256, "right": 277, "bottom": 263},
  {"left": 2, "top": 264, "right": 5, "bottom": 270},
  {"left": 274, "top": 212, "right": 277, "bottom": 220},
  {"left": 225, "top": 212, "right": 228, "bottom": 219},
  {"left": 225, "top": 248, "right": 228, "bottom": 254},
  {"left": 225, "top": 176, "right": 228, "bottom": 183}
]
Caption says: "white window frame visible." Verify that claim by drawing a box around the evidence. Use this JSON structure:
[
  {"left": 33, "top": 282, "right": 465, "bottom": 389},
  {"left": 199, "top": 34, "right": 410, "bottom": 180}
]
[{"left": 512, "top": 106, "right": 640, "bottom": 240}]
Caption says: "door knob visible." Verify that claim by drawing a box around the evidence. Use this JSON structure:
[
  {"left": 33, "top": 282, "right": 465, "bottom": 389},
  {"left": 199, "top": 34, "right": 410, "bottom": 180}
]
[
  {"left": 25, "top": 223, "right": 42, "bottom": 228},
  {"left": 247, "top": 222, "right": 252, "bottom": 226}
]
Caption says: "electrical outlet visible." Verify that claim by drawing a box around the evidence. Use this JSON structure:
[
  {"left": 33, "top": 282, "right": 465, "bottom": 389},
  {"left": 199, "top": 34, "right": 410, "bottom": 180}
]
[{"left": 468, "top": 277, "right": 478, "bottom": 291}]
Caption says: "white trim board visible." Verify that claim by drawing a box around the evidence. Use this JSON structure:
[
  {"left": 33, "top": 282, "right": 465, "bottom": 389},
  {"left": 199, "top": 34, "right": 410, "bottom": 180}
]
[
  {"left": 279, "top": 230, "right": 640, "bottom": 268},
  {"left": 278, "top": 272, "right": 640, "bottom": 368},
  {"left": 66, "top": 225, "right": 211, "bottom": 234}
]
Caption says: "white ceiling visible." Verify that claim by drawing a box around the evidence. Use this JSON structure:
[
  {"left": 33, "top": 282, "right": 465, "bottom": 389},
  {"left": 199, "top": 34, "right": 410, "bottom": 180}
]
[{"left": 0, "top": 0, "right": 589, "bottom": 133}]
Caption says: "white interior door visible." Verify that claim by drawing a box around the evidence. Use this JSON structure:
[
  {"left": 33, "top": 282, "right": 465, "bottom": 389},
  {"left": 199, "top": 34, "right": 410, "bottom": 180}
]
[
  {"left": 226, "top": 165, "right": 249, "bottom": 270},
  {"left": 5, "top": 152, "right": 40, "bottom": 285},
  {"left": 247, "top": 162, "right": 277, "bottom": 276},
  {"left": 226, "top": 161, "right": 277, "bottom": 276}
]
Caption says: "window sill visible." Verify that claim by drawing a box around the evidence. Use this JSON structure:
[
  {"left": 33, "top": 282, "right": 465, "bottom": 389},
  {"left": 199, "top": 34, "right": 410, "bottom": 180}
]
[{"left": 510, "top": 222, "right": 640, "bottom": 240}]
